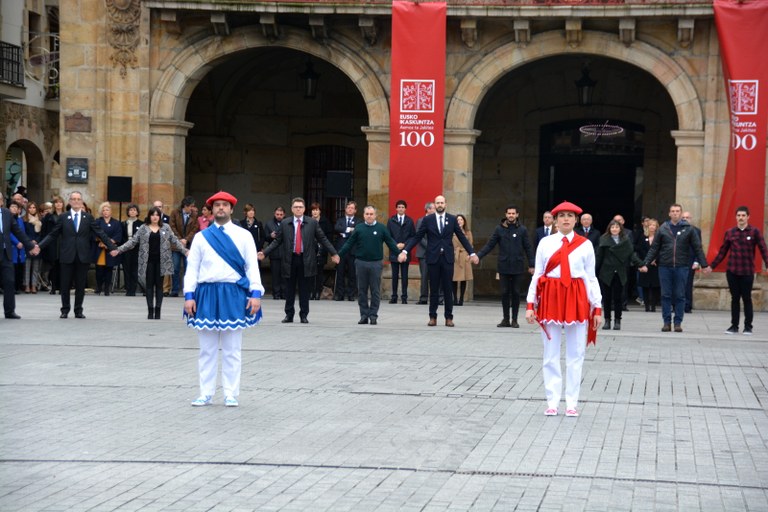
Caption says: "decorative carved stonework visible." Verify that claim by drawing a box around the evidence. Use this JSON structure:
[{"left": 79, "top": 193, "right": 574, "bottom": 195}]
[
  {"left": 65, "top": 112, "right": 92, "bottom": 133},
  {"left": 105, "top": 0, "right": 141, "bottom": 78}
]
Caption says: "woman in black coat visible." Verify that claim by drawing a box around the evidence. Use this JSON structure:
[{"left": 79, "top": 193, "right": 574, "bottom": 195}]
[
  {"left": 635, "top": 218, "right": 660, "bottom": 312},
  {"left": 92, "top": 202, "right": 123, "bottom": 295},
  {"left": 595, "top": 220, "right": 643, "bottom": 330},
  {"left": 239, "top": 203, "right": 265, "bottom": 253},
  {"left": 121, "top": 204, "right": 143, "bottom": 296},
  {"left": 41, "top": 196, "right": 66, "bottom": 294}
]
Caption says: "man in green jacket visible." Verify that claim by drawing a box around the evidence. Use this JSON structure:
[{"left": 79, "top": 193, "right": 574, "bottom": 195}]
[{"left": 339, "top": 205, "right": 400, "bottom": 325}]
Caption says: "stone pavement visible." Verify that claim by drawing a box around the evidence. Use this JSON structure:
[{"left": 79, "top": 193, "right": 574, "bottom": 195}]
[{"left": 1, "top": 292, "right": 767, "bottom": 511}]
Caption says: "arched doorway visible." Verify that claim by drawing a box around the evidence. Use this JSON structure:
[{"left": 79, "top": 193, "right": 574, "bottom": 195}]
[
  {"left": 183, "top": 47, "right": 369, "bottom": 222},
  {"left": 466, "top": 53, "right": 679, "bottom": 297},
  {"left": 4, "top": 139, "right": 45, "bottom": 201}
]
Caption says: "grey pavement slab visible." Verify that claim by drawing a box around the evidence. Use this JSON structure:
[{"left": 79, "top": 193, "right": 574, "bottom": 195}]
[{"left": 0, "top": 292, "right": 767, "bottom": 511}]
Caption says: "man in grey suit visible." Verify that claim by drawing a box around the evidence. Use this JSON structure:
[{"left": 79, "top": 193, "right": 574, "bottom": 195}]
[
  {"left": 1, "top": 193, "right": 40, "bottom": 319},
  {"left": 259, "top": 197, "right": 339, "bottom": 324},
  {"left": 38, "top": 191, "right": 117, "bottom": 319}
]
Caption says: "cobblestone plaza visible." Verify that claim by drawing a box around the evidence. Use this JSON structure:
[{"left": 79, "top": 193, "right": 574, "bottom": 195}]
[{"left": 1, "top": 294, "right": 766, "bottom": 510}]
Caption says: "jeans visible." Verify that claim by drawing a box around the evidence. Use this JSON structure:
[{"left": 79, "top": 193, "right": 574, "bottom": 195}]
[
  {"left": 726, "top": 271, "right": 754, "bottom": 329},
  {"left": 356, "top": 259, "right": 382, "bottom": 319},
  {"left": 658, "top": 266, "right": 689, "bottom": 326},
  {"left": 171, "top": 251, "right": 184, "bottom": 295}
]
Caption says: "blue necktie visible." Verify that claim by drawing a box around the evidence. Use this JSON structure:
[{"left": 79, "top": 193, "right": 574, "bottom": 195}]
[{"left": 73, "top": 212, "right": 79, "bottom": 231}]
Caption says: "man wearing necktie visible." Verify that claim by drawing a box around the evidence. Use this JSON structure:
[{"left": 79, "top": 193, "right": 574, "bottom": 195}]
[
  {"left": 38, "top": 191, "right": 117, "bottom": 319},
  {"left": 575, "top": 212, "right": 600, "bottom": 248},
  {"left": 386, "top": 199, "right": 415, "bottom": 304},
  {"left": 525, "top": 201, "right": 603, "bottom": 418},
  {"left": 333, "top": 201, "right": 361, "bottom": 301},
  {"left": 400, "top": 195, "right": 478, "bottom": 327},
  {"left": 260, "top": 197, "right": 339, "bottom": 323},
  {"left": 1, "top": 194, "right": 40, "bottom": 319},
  {"left": 535, "top": 211, "right": 555, "bottom": 249},
  {"left": 169, "top": 196, "right": 199, "bottom": 297}
]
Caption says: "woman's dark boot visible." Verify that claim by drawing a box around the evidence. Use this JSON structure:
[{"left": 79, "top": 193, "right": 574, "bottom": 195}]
[
  {"left": 603, "top": 319, "right": 612, "bottom": 330},
  {"left": 148, "top": 307, "right": 154, "bottom": 319},
  {"left": 154, "top": 307, "right": 161, "bottom": 320}
]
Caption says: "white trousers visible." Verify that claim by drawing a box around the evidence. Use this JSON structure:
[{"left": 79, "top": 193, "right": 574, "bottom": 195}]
[
  {"left": 541, "top": 321, "right": 587, "bottom": 410},
  {"left": 198, "top": 330, "right": 243, "bottom": 398}
]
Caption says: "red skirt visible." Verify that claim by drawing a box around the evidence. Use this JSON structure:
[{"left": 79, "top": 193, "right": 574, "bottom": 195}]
[{"left": 536, "top": 276, "right": 590, "bottom": 324}]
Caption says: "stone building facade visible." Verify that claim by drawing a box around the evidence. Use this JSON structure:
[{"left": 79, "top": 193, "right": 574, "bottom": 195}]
[{"left": 3, "top": 0, "right": 765, "bottom": 307}]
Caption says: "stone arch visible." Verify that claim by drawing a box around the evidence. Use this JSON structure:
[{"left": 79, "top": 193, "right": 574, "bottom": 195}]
[
  {"left": 150, "top": 26, "right": 389, "bottom": 127},
  {"left": 447, "top": 30, "right": 703, "bottom": 132}
]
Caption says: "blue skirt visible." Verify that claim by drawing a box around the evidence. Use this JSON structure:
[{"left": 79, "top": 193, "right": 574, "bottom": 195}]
[{"left": 184, "top": 282, "right": 262, "bottom": 331}]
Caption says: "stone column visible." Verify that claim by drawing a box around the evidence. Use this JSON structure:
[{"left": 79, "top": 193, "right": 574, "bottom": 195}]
[
  {"left": 670, "top": 129, "right": 706, "bottom": 221},
  {"left": 148, "top": 119, "right": 194, "bottom": 207},
  {"left": 445, "top": 128, "right": 482, "bottom": 301},
  {"left": 361, "top": 126, "right": 390, "bottom": 214}
]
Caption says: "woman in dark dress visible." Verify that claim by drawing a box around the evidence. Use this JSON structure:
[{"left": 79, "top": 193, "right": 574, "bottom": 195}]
[
  {"left": 239, "top": 203, "right": 265, "bottom": 252},
  {"left": 635, "top": 218, "right": 660, "bottom": 312},
  {"left": 596, "top": 220, "right": 643, "bottom": 330},
  {"left": 42, "top": 196, "right": 65, "bottom": 294},
  {"left": 122, "top": 204, "right": 143, "bottom": 296},
  {"left": 92, "top": 202, "right": 123, "bottom": 295},
  {"left": 310, "top": 202, "right": 334, "bottom": 300}
]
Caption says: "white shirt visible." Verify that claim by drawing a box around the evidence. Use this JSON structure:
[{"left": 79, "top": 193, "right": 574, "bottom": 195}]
[
  {"left": 184, "top": 220, "right": 264, "bottom": 295},
  {"left": 526, "top": 231, "right": 601, "bottom": 308}
]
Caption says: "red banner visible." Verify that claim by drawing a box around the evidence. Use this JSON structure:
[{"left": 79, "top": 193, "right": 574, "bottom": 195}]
[
  {"left": 390, "top": 1, "right": 446, "bottom": 231},
  {"left": 709, "top": 0, "right": 768, "bottom": 267}
]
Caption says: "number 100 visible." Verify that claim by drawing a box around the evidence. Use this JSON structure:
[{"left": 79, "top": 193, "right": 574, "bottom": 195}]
[{"left": 399, "top": 131, "right": 435, "bottom": 147}]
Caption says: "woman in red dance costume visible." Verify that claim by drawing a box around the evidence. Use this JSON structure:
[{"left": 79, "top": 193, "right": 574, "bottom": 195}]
[{"left": 525, "top": 201, "right": 603, "bottom": 418}]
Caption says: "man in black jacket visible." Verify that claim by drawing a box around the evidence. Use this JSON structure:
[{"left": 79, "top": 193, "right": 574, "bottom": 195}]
[
  {"left": 259, "top": 198, "right": 339, "bottom": 323},
  {"left": 334, "top": 201, "right": 361, "bottom": 301},
  {"left": 476, "top": 206, "right": 534, "bottom": 328},
  {"left": 386, "top": 199, "right": 416, "bottom": 304},
  {"left": 639, "top": 203, "right": 709, "bottom": 332},
  {"left": 264, "top": 206, "right": 286, "bottom": 300},
  {"left": 38, "top": 191, "right": 117, "bottom": 319}
]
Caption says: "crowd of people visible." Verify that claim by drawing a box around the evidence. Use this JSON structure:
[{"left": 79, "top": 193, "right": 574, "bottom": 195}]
[{"left": 2, "top": 188, "right": 766, "bottom": 413}]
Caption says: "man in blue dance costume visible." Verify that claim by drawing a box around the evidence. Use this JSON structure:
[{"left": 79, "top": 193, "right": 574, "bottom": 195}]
[{"left": 184, "top": 191, "right": 263, "bottom": 408}]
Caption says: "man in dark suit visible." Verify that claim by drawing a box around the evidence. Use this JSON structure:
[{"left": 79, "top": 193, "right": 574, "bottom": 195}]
[
  {"left": 386, "top": 199, "right": 416, "bottom": 304},
  {"left": 575, "top": 212, "right": 600, "bottom": 248},
  {"left": 334, "top": 201, "right": 361, "bottom": 301},
  {"left": 1, "top": 194, "right": 40, "bottom": 319},
  {"left": 535, "top": 211, "right": 555, "bottom": 247},
  {"left": 400, "top": 195, "right": 478, "bottom": 327},
  {"left": 260, "top": 197, "right": 339, "bottom": 323},
  {"left": 38, "top": 191, "right": 117, "bottom": 319}
]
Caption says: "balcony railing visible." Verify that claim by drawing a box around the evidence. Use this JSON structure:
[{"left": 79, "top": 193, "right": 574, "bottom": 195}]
[{"left": 0, "top": 41, "right": 24, "bottom": 87}]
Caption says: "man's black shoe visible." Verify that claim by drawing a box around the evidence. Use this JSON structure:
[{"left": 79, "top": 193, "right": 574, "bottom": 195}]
[
  {"left": 347, "top": 297, "right": 355, "bottom": 301},
  {"left": 281, "top": 316, "right": 293, "bottom": 323},
  {"left": 75, "top": 313, "right": 86, "bottom": 319},
  {"left": 358, "top": 317, "right": 369, "bottom": 324},
  {"left": 497, "top": 319, "right": 511, "bottom": 328},
  {"left": 389, "top": 297, "right": 398, "bottom": 304},
  {"left": 334, "top": 296, "right": 343, "bottom": 301},
  {"left": 300, "top": 316, "right": 309, "bottom": 324},
  {"left": 401, "top": 298, "right": 407, "bottom": 304},
  {"left": 370, "top": 318, "right": 377, "bottom": 325},
  {"left": 5, "top": 313, "right": 21, "bottom": 319},
  {"left": 60, "top": 313, "right": 68, "bottom": 319},
  {"left": 417, "top": 300, "right": 428, "bottom": 305}
]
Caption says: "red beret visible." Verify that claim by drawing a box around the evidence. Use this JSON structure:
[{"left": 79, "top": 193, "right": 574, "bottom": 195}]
[
  {"left": 551, "top": 201, "right": 583, "bottom": 216},
  {"left": 206, "top": 191, "right": 237, "bottom": 207}
]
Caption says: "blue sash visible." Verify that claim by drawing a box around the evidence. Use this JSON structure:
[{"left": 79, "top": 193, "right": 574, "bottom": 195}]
[{"left": 202, "top": 226, "right": 250, "bottom": 293}]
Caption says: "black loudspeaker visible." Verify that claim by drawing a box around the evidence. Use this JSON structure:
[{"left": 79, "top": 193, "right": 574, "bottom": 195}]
[
  {"left": 325, "top": 171, "right": 352, "bottom": 198},
  {"left": 107, "top": 176, "right": 132, "bottom": 203}
]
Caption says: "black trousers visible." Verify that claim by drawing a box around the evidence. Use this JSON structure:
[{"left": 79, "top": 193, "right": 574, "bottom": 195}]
[
  {"left": 145, "top": 259, "right": 163, "bottom": 310},
  {"left": 1, "top": 252, "right": 18, "bottom": 315},
  {"left": 428, "top": 261, "right": 454, "bottom": 319},
  {"left": 499, "top": 273, "right": 523, "bottom": 321},
  {"left": 600, "top": 274, "right": 624, "bottom": 321},
  {"left": 335, "top": 252, "right": 357, "bottom": 299},
  {"left": 726, "top": 271, "right": 754, "bottom": 329},
  {"left": 390, "top": 260, "right": 409, "bottom": 299},
  {"left": 59, "top": 258, "right": 90, "bottom": 314},
  {"left": 123, "top": 249, "right": 140, "bottom": 295},
  {"left": 285, "top": 254, "right": 310, "bottom": 319},
  {"left": 269, "top": 257, "right": 283, "bottom": 298}
]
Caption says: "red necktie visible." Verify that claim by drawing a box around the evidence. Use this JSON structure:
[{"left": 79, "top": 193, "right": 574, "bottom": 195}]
[
  {"left": 560, "top": 236, "right": 571, "bottom": 287},
  {"left": 294, "top": 219, "right": 302, "bottom": 254}
]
